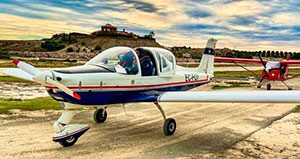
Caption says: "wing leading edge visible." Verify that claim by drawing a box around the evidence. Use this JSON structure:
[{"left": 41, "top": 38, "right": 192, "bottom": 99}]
[
  {"left": 158, "top": 91, "right": 300, "bottom": 103},
  {"left": 214, "top": 57, "right": 267, "bottom": 64}
]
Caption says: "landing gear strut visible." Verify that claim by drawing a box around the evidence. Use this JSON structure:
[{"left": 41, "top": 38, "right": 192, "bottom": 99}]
[
  {"left": 53, "top": 109, "right": 90, "bottom": 147},
  {"left": 154, "top": 102, "right": 176, "bottom": 136},
  {"left": 281, "top": 81, "right": 292, "bottom": 90}
]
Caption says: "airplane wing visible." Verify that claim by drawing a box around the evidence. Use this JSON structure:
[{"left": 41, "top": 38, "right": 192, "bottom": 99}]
[
  {"left": 157, "top": 91, "right": 300, "bottom": 103},
  {"left": 3, "top": 68, "right": 33, "bottom": 81},
  {"left": 280, "top": 60, "right": 300, "bottom": 65},
  {"left": 214, "top": 57, "right": 267, "bottom": 64}
]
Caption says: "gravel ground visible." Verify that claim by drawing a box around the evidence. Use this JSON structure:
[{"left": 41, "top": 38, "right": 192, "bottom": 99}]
[
  {"left": 0, "top": 76, "right": 299, "bottom": 159},
  {"left": 0, "top": 98, "right": 298, "bottom": 159}
]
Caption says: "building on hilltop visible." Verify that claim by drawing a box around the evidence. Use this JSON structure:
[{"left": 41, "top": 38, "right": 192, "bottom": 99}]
[
  {"left": 91, "top": 24, "right": 136, "bottom": 37},
  {"left": 101, "top": 24, "right": 117, "bottom": 32},
  {"left": 91, "top": 24, "right": 156, "bottom": 41}
]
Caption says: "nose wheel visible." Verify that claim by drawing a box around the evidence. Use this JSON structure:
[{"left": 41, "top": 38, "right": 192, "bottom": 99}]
[
  {"left": 59, "top": 136, "right": 78, "bottom": 147},
  {"left": 154, "top": 102, "right": 176, "bottom": 136}
]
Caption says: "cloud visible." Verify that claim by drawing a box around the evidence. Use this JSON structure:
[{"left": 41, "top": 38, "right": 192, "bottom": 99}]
[
  {"left": 214, "top": 0, "right": 269, "bottom": 18},
  {"left": 272, "top": 12, "right": 300, "bottom": 26},
  {"left": 0, "top": 0, "right": 299, "bottom": 51},
  {"left": 0, "top": 14, "right": 97, "bottom": 40}
]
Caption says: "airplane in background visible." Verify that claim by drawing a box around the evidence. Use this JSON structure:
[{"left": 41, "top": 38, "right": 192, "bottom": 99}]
[
  {"left": 4, "top": 38, "right": 300, "bottom": 147},
  {"left": 215, "top": 54, "right": 300, "bottom": 90}
]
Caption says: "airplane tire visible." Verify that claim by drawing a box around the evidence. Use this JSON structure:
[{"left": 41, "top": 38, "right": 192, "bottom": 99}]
[
  {"left": 288, "top": 87, "right": 293, "bottom": 90},
  {"left": 94, "top": 108, "right": 107, "bottom": 123},
  {"left": 267, "top": 84, "right": 271, "bottom": 90},
  {"left": 257, "top": 85, "right": 261, "bottom": 88},
  {"left": 163, "top": 118, "right": 176, "bottom": 136},
  {"left": 59, "top": 136, "right": 78, "bottom": 147}
]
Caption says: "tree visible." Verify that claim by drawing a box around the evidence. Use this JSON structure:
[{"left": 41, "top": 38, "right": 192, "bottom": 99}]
[
  {"left": 271, "top": 51, "right": 275, "bottom": 58},
  {"left": 274, "top": 51, "right": 278, "bottom": 58},
  {"left": 41, "top": 40, "right": 65, "bottom": 51},
  {"left": 280, "top": 51, "right": 284, "bottom": 58},
  {"left": 262, "top": 50, "right": 266, "bottom": 57},
  {"left": 94, "top": 45, "right": 102, "bottom": 51},
  {"left": 149, "top": 31, "right": 155, "bottom": 38},
  {"left": 266, "top": 51, "right": 270, "bottom": 57}
]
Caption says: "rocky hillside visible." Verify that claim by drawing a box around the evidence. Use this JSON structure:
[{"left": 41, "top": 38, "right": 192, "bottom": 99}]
[
  {"left": 61, "top": 35, "right": 162, "bottom": 54},
  {"left": 0, "top": 32, "right": 162, "bottom": 55},
  {"left": 0, "top": 40, "right": 46, "bottom": 52}
]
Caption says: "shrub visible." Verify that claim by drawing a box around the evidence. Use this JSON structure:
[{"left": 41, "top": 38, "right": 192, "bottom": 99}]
[
  {"left": 66, "top": 47, "right": 74, "bottom": 52},
  {"left": 94, "top": 45, "right": 102, "bottom": 51},
  {"left": 41, "top": 40, "right": 65, "bottom": 51}
]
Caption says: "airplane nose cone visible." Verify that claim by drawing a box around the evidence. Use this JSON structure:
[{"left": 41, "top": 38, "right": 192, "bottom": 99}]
[{"left": 32, "top": 71, "right": 53, "bottom": 84}]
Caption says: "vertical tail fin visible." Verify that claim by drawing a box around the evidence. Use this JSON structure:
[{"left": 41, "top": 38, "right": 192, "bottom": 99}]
[{"left": 198, "top": 38, "right": 217, "bottom": 76}]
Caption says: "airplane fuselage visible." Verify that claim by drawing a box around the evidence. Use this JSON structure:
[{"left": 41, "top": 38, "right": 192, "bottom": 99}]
[{"left": 46, "top": 66, "right": 211, "bottom": 105}]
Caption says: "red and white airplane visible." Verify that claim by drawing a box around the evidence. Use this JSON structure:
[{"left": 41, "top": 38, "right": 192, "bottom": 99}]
[
  {"left": 215, "top": 54, "right": 300, "bottom": 90},
  {"left": 4, "top": 38, "right": 300, "bottom": 147}
]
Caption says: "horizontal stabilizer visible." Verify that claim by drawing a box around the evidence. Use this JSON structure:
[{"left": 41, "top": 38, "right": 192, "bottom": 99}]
[
  {"left": 3, "top": 68, "right": 33, "bottom": 81},
  {"left": 158, "top": 91, "right": 300, "bottom": 103}
]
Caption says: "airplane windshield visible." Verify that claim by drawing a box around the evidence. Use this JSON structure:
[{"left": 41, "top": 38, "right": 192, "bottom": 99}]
[
  {"left": 266, "top": 61, "right": 280, "bottom": 69},
  {"left": 86, "top": 47, "right": 138, "bottom": 75}
]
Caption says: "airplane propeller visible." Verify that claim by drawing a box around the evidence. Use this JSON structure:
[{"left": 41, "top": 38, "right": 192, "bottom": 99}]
[
  {"left": 11, "top": 59, "right": 81, "bottom": 100},
  {"left": 258, "top": 55, "right": 267, "bottom": 69},
  {"left": 258, "top": 54, "right": 268, "bottom": 80}
]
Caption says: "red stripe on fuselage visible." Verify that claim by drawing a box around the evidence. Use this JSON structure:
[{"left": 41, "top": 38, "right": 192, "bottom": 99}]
[{"left": 45, "top": 78, "right": 209, "bottom": 90}]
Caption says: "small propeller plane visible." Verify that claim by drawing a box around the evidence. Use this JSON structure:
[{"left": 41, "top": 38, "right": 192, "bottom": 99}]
[
  {"left": 4, "top": 38, "right": 300, "bottom": 147},
  {"left": 215, "top": 54, "right": 300, "bottom": 90}
]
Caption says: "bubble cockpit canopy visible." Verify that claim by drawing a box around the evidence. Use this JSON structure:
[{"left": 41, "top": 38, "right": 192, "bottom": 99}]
[{"left": 85, "top": 47, "right": 138, "bottom": 75}]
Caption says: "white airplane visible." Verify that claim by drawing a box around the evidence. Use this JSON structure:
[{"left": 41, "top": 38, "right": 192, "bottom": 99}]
[{"left": 4, "top": 38, "right": 300, "bottom": 147}]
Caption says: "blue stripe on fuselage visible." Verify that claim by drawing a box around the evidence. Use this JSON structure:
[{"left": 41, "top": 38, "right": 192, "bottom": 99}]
[{"left": 47, "top": 82, "right": 209, "bottom": 105}]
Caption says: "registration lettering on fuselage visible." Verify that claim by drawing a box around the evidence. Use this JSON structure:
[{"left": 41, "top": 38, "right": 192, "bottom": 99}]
[{"left": 185, "top": 74, "right": 199, "bottom": 82}]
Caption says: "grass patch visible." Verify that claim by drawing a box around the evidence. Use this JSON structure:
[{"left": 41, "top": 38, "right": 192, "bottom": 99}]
[
  {"left": 212, "top": 83, "right": 251, "bottom": 90},
  {"left": 214, "top": 70, "right": 261, "bottom": 78},
  {"left": 0, "top": 76, "right": 33, "bottom": 83},
  {"left": 293, "top": 105, "right": 300, "bottom": 113},
  {"left": 0, "top": 97, "right": 61, "bottom": 114},
  {"left": 1, "top": 61, "right": 80, "bottom": 68}
]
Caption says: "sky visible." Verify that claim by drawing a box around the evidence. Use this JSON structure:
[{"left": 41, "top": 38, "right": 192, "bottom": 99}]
[{"left": 0, "top": 0, "right": 299, "bottom": 51}]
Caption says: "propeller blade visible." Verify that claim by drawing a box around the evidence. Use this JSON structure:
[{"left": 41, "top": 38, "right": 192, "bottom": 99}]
[
  {"left": 12, "top": 59, "right": 40, "bottom": 76},
  {"left": 45, "top": 77, "right": 81, "bottom": 100},
  {"left": 9, "top": 60, "right": 80, "bottom": 100},
  {"left": 3, "top": 68, "right": 33, "bottom": 81},
  {"left": 258, "top": 55, "right": 266, "bottom": 69}
]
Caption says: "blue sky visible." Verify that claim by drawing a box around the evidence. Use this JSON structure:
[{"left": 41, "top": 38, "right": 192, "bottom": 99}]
[{"left": 0, "top": 0, "right": 299, "bottom": 51}]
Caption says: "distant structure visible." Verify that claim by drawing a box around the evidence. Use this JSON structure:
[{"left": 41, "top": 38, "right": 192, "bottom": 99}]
[
  {"left": 90, "top": 24, "right": 156, "bottom": 41},
  {"left": 101, "top": 24, "right": 117, "bottom": 32},
  {"left": 92, "top": 23, "right": 130, "bottom": 36}
]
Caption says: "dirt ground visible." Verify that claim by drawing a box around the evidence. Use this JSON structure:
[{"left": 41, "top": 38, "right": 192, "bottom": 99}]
[{"left": 0, "top": 81, "right": 300, "bottom": 158}]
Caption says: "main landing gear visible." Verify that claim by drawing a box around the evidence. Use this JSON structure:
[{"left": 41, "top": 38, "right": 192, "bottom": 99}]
[
  {"left": 257, "top": 81, "right": 292, "bottom": 91},
  {"left": 154, "top": 102, "right": 176, "bottom": 136},
  {"left": 281, "top": 81, "right": 293, "bottom": 90},
  {"left": 93, "top": 107, "right": 107, "bottom": 123}
]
